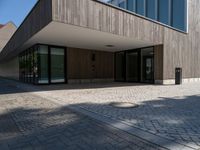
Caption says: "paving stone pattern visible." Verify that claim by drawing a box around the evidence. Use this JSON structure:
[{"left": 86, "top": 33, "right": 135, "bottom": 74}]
[
  {"left": 0, "top": 79, "right": 164, "bottom": 150},
  {"left": 21, "top": 82, "right": 200, "bottom": 149}
]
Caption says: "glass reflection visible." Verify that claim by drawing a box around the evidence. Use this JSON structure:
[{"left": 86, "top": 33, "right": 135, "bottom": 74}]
[{"left": 50, "top": 47, "right": 65, "bottom": 83}]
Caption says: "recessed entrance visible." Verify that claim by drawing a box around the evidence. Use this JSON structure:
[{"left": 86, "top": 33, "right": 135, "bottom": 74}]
[
  {"left": 115, "top": 47, "right": 154, "bottom": 83},
  {"left": 126, "top": 51, "right": 139, "bottom": 82}
]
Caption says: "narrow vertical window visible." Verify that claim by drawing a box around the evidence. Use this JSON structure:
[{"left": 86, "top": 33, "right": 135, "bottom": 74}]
[
  {"left": 158, "top": 0, "right": 171, "bottom": 25},
  {"left": 38, "top": 45, "right": 49, "bottom": 84},
  {"left": 119, "top": 1, "right": 126, "bottom": 9},
  {"left": 50, "top": 47, "right": 65, "bottom": 83},
  {"left": 146, "top": 0, "right": 158, "bottom": 20},
  {"left": 127, "top": 0, "right": 136, "bottom": 12},
  {"left": 136, "top": 0, "right": 146, "bottom": 16},
  {"left": 172, "top": 0, "right": 187, "bottom": 31}
]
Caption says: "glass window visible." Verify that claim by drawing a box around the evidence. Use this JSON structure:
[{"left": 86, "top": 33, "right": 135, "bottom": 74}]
[
  {"left": 127, "top": 0, "right": 136, "bottom": 12},
  {"left": 109, "top": 0, "right": 118, "bottom": 5},
  {"left": 146, "top": 0, "right": 158, "bottom": 20},
  {"left": 33, "top": 47, "right": 38, "bottom": 84},
  {"left": 30, "top": 49, "right": 34, "bottom": 83},
  {"left": 25, "top": 51, "right": 28, "bottom": 83},
  {"left": 50, "top": 47, "right": 65, "bottom": 83},
  {"left": 115, "top": 52, "right": 125, "bottom": 81},
  {"left": 19, "top": 55, "right": 23, "bottom": 82},
  {"left": 172, "top": 0, "right": 187, "bottom": 31},
  {"left": 108, "top": 0, "right": 187, "bottom": 32},
  {"left": 158, "top": 0, "right": 171, "bottom": 25},
  {"left": 27, "top": 50, "right": 32, "bottom": 83},
  {"left": 126, "top": 51, "right": 139, "bottom": 82},
  {"left": 21, "top": 54, "right": 25, "bottom": 82},
  {"left": 38, "top": 45, "right": 49, "bottom": 84},
  {"left": 119, "top": 1, "right": 126, "bottom": 9},
  {"left": 136, "top": 0, "right": 146, "bottom": 16},
  {"left": 141, "top": 48, "right": 154, "bottom": 83}
]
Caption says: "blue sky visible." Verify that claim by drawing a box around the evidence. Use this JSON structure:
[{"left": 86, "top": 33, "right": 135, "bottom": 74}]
[{"left": 0, "top": 0, "right": 37, "bottom": 27}]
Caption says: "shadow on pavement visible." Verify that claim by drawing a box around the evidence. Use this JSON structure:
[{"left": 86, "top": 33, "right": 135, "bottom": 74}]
[{"left": 0, "top": 77, "right": 160, "bottom": 95}]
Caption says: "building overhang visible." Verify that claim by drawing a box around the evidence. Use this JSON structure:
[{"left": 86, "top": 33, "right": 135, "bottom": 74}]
[
  {"left": 21, "top": 21, "right": 156, "bottom": 53},
  {"left": 1, "top": 0, "right": 186, "bottom": 62}
]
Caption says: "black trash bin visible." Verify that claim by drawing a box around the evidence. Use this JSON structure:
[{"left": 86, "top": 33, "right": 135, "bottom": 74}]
[{"left": 175, "top": 68, "right": 182, "bottom": 85}]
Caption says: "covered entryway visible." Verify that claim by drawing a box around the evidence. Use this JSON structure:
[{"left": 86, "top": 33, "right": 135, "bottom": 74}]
[
  {"left": 115, "top": 47, "right": 154, "bottom": 83},
  {"left": 17, "top": 22, "right": 163, "bottom": 85}
]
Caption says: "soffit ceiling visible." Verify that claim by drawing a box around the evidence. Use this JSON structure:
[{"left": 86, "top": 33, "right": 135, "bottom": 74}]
[{"left": 21, "top": 21, "right": 155, "bottom": 52}]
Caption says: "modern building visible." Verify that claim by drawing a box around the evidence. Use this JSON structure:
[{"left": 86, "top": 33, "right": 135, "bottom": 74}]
[{"left": 0, "top": 0, "right": 199, "bottom": 85}]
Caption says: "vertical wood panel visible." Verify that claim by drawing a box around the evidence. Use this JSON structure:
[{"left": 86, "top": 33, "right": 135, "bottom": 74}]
[
  {"left": 163, "top": 0, "right": 200, "bottom": 80},
  {"left": 67, "top": 48, "right": 114, "bottom": 79},
  {"left": 3, "top": 0, "right": 200, "bottom": 81},
  {"left": 52, "top": 0, "right": 164, "bottom": 45}
]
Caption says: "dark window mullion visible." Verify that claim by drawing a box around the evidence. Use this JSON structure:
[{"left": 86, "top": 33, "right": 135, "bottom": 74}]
[
  {"left": 64, "top": 48, "right": 68, "bottom": 83},
  {"left": 170, "top": 0, "right": 173, "bottom": 27},
  {"left": 144, "top": 0, "right": 146, "bottom": 16},
  {"left": 48, "top": 46, "right": 51, "bottom": 84}
]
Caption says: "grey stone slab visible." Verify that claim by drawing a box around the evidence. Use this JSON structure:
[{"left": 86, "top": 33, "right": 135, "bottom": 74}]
[
  {"left": 69, "top": 105, "right": 196, "bottom": 150},
  {"left": 0, "top": 77, "right": 165, "bottom": 150}
]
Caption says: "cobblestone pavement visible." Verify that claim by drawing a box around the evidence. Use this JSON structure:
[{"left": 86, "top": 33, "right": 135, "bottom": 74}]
[
  {"left": 0, "top": 79, "right": 164, "bottom": 150},
  {"left": 15, "top": 81, "right": 200, "bottom": 149}
]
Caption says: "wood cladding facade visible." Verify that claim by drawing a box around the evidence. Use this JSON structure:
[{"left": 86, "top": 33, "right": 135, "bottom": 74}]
[
  {"left": 52, "top": 0, "right": 165, "bottom": 81},
  {"left": 67, "top": 48, "right": 114, "bottom": 80},
  {"left": 52, "top": 0, "right": 200, "bottom": 81},
  {"left": 52, "top": 0, "right": 164, "bottom": 45},
  {"left": 2, "top": 0, "right": 200, "bottom": 82},
  {"left": 163, "top": 0, "right": 200, "bottom": 80}
]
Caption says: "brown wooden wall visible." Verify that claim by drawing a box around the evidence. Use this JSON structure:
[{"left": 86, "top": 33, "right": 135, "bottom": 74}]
[
  {"left": 0, "top": 0, "right": 52, "bottom": 62},
  {"left": 52, "top": 0, "right": 200, "bottom": 81},
  {"left": 163, "top": 0, "right": 200, "bottom": 80},
  {"left": 52, "top": 0, "right": 164, "bottom": 45},
  {"left": 67, "top": 48, "right": 114, "bottom": 79},
  {"left": 2, "top": 0, "right": 200, "bottom": 81}
]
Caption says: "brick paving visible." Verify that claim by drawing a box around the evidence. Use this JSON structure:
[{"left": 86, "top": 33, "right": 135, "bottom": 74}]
[
  {"left": 0, "top": 79, "right": 164, "bottom": 150},
  {"left": 15, "top": 81, "right": 200, "bottom": 149}
]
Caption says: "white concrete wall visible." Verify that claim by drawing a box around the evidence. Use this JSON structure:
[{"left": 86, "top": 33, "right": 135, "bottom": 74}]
[{"left": 0, "top": 57, "right": 19, "bottom": 80}]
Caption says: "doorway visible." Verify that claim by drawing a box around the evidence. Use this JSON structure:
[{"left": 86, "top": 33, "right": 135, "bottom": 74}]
[
  {"left": 115, "top": 47, "right": 154, "bottom": 83},
  {"left": 126, "top": 51, "right": 139, "bottom": 82},
  {"left": 141, "top": 47, "right": 154, "bottom": 83},
  {"left": 115, "top": 52, "right": 125, "bottom": 81},
  {"left": 142, "top": 56, "right": 154, "bottom": 83}
]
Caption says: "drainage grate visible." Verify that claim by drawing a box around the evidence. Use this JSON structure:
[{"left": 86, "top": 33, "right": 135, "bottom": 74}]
[{"left": 110, "top": 102, "right": 139, "bottom": 109}]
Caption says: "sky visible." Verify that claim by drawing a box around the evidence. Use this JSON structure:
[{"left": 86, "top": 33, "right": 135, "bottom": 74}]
[
  {"left": 0, "top": 0, "right": 110, "bottom": 27},
  {"left": 0, "top": 0, "right": 37, "bottom": 27}
]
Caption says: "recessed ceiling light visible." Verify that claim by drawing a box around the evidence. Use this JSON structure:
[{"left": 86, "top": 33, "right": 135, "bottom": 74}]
[{"left": 105, "top": 45, "right": 114, "bottom": 47}]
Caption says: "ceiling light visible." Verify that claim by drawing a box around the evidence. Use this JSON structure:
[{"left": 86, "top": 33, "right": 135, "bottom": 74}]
[{"left": 105, "top": 45, "right": 114, "bottom": 47}]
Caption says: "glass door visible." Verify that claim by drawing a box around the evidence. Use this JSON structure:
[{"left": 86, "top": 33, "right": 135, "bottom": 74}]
[
  {"left": 114, "top": 47, "right": 154, "bottom": 83},
  {"left": 126, "top": 51, "right": 139, "bottom": 82},
  {"left": 38, "top": 45, "right": 49, "bottom": 84},
  {"left": 115, "top": 52, "right": 125, "bottom": 81},
  {"left": 141, "top": 47, "right": 154, "bottom": 83},
  {"left": 50, "top": 47, "right": 65, "bottom": 83},
  {"left": 142, "top": 56, "right": 154, "bottom": 82}
]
